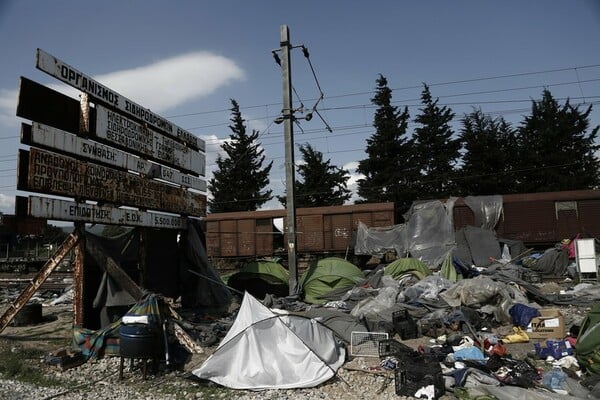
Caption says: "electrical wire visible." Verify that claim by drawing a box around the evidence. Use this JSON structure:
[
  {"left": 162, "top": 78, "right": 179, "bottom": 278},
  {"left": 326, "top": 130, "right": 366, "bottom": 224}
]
[{"left": 164, "top": 63, "right": 600, "bottom": 120}]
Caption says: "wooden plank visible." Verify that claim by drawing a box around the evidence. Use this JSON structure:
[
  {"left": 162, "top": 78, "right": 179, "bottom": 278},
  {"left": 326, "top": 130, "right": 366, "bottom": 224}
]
[
  {"left": 19, "top": 148, "right": 206, "bottom": 216},
  {"left": 16, "top": 77, "right": 80, "bottom": 134},
  {"left": 86, "top": 234, "right": 145, "bottom": 301},
  {"left": 36, "top": 48, "right": 205, "bottom": 152},
  {"left": 27, "top": 196, "right": 189, "bottom": 229},
  {"left": 23, "top": 123, "right": 206, "bottom": 191}
]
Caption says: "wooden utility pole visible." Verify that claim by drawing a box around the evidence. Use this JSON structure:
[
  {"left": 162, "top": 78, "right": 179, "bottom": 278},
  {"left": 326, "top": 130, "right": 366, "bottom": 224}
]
[{"left": 280, "top": 25, "right": 299, "bottom": 295}]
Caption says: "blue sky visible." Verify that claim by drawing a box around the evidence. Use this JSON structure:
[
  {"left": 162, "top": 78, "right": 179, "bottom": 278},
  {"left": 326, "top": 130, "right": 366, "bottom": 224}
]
[{"left": 1, "top": 1, "right": 600, "bottom": 217}]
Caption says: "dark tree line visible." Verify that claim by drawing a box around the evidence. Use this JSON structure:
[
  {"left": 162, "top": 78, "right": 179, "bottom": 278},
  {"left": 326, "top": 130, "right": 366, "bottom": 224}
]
[
  {"left": 356, "top": 77, "right": 600, "bottom": 219},
  {"left": 209, "top": 78, "right": 600, "bottom": 215}
]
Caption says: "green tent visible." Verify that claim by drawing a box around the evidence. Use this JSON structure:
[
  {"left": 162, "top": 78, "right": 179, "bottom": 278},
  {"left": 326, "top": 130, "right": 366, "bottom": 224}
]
[
  {"left": 384, "top": 258, "right": 431, "bottom": 280},
  {"left": 228, "top": 260, "right": 290, "bottom": 299},
  {"left": 300, "top": 257, "right": 364, "bottom": 304},
  {"left": 575, "top": 302, "right": 600, "bottom": 374}
]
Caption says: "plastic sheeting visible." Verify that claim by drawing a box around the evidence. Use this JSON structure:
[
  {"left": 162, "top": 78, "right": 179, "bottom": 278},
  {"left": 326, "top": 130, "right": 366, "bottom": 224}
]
[
  {"left": 354, "top": 221, "right": 406, "bottom": 256},
  {"left": 463, "top": 195, "right": 503, "bottom": 230},
  {"left": 404, "top": 199, "right": 457, "bottom": 268},
  {"left": 193, "top": 293, "right": 345, "bottom": 389}
]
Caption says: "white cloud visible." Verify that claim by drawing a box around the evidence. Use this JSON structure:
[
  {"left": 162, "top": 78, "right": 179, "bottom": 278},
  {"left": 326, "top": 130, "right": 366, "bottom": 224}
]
[
  {"left": 343, "top": 161, "right": 363, "bottom": 204},
  {"left": 0, "top": 88, "right": 18, "bottom": 127},
  {"left": 1, "top": 51, "right": 245, "bottom": 127},
  {"left": 91, "top": 52, "right": 245, "bottom": 112},
  {"left": 0, "top": 193, "right": 15, "bottom": 214}
]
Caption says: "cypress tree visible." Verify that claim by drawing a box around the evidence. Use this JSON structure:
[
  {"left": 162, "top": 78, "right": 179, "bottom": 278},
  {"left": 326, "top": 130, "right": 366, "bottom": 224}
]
[
  {"left": 514, "top": 90, "right": 600, "bottom": 193},
  {"left": 356, "top": 74, "right": 417, "bottom": 216},
  {"left": 458, "top": 109, "right": 517, "bottom": 195},
  {"left": 412, "top": 84, "right": 460, "bottom": 200},
  {"left": 278, "top": 143, "right": 351, "bottom": 208},
  {"left": 208, "top": 99, "right": 273, "bottom": 212}
]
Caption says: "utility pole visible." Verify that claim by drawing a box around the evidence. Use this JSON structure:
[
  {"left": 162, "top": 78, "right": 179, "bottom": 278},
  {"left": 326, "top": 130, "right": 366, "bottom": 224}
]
[{"left": 280, "top": 25, "right": 299, "bottom": 295}]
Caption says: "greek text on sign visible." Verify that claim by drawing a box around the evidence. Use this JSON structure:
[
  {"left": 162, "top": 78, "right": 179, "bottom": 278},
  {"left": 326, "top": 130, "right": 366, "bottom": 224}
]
[
  {"left": 23, "top": 148, "right": 205, "bottom": 216},
  {"left": 27, "top": 196, "right": 188, "bottom": 229},
  {"left": 35, "top": 48, "right": 205, "bottom": 152},
  {"left": 25, "top": 123, "right": 206, "bottom": 191},
  {"left": 95, "top": 105, "right": 204, "bottom": 175}
]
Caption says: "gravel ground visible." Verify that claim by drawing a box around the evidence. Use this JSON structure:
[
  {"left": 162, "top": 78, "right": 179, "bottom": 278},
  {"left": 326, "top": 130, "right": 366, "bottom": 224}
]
[
  {"left": 0, "top": 351, "right": 452, "bottom": 400},
  {"left": 0, "top": 304, "right": 453, "bottom": 400}
]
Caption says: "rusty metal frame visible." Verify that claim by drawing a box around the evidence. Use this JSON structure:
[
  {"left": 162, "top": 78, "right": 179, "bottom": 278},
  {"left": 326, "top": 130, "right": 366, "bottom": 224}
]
[{"left": 0, "top": 233, "right": 80, "bottom": 334}]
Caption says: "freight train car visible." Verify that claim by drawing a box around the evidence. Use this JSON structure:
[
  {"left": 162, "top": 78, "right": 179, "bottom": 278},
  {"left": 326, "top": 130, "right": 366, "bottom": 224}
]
[
  {"left": 206, "top": 189, "right": 600, "bottom": 261},
  {"left": 205, "top": 202, "right": 395, "bottom": 259},
  {"left": 453, "top": 189, "right": 600, "bottom": 246}
]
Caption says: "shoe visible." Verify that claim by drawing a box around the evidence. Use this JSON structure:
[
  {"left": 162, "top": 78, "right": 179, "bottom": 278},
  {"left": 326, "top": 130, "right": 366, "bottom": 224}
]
[{"left": 503, "top": 326, "right": 529, "bottom": 343}]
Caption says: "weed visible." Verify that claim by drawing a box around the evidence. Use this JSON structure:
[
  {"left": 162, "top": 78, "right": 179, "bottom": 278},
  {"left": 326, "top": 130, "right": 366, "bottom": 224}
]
[{"left": 0, "top": 345, "right": 62, "bottom": 387}]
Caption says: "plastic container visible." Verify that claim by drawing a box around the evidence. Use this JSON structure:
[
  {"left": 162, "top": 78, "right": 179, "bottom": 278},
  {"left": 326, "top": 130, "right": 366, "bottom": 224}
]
[
  {"left": 542, "top": 367, "right": 567, "bottom": 390},
  {"left": 119, "top": 323, "right": 164, "bottom": 359},
  {"left": 393, "top": 310, "right": 419, "bottom": 340}
]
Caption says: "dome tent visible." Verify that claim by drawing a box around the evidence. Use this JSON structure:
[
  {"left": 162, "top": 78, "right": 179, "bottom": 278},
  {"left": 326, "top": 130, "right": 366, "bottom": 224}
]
[
  {"left": 192, "top": 292, "right": 345, "bottom": 389},
  {"left": 384, "top": 258, "right": 431, "bottom": 280},
  {"left": 227, "top": 260, "right": 289, "bottom": 299},
  {"left": 300, "top": 257, "right": 364, "bottom": 304}
]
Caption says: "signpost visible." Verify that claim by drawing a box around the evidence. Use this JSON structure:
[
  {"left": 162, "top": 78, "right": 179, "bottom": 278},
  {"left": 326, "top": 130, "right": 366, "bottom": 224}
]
[
  {"left": 15, "top": 49, "right": 209, "bottom": 327},
  {"left": 22, "top": 122, "right": 206, "bottom": 191},
  {"left": 25, "top": 196, "right": 187, "bottom": 229},
  {"left": 18, "top": 148, "right": 206, "bottom": 216},
  {"left": 36, "top": 48, "right": 205, "bottom": 151},
  {"left": 95, "top": 105, "right": 205, "bottom": 175}
]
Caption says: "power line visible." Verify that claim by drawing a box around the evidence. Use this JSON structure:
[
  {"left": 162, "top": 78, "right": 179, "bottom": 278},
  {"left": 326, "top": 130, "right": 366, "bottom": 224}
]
[{"left": 165, "top": 63, "right": 600, "bottom": 120}]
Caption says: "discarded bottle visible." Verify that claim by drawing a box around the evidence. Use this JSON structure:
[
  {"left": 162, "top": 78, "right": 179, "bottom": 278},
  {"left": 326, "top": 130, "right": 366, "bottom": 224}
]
[{"left": 542, "top": 366, "right": 567, "bottom": 390}]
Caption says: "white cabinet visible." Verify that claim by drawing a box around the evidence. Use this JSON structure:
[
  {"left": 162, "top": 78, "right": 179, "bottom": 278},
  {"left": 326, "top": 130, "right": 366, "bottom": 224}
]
[{"left": 575, "top": 238, "right": 599, "bottom": 282}]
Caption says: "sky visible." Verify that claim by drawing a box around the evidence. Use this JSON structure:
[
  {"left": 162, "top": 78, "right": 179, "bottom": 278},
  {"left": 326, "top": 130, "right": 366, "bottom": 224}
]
[{"left": 1, "top": 0, "right": 600, "bottom": 220}]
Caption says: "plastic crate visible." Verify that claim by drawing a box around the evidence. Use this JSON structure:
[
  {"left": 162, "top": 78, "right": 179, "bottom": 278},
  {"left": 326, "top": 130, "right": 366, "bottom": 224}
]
[
  {"left": 378, "top": 339, "right": 416, "bottom": 358},
  {"left": 395, "top": 365, "right": 445, "bottom": 399},
  {"left": 350, "top": 331, "right": 388, "bottom": 357},
  {"left": 392, "top": 309, "right": 419, "bottom": 340}
]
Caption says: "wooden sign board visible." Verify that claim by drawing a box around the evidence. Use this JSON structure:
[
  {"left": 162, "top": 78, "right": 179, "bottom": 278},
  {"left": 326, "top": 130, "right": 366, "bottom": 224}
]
[
  {"left": 95, "top": 105, "right": 205, "bottom": 175},
  {"left": 17, "top": 77, "right": 205, "bottom": 176},
  {"left": 36, "top": 48, "right": 205, "bottom": 152},
  {"left": 22, "top": 122, "right": 206, "bottom": 192},
  {"left": 18, "top": 148, "right": 206, "bottom": 216},
  {"left": 25, "top": 196, "right": 188, "bottom": 229}
]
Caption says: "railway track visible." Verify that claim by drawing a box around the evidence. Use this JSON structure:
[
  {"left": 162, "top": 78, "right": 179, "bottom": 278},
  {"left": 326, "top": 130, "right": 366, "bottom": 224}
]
[{"left": 0, "top": 272, "right": 73, "bottom": 292}]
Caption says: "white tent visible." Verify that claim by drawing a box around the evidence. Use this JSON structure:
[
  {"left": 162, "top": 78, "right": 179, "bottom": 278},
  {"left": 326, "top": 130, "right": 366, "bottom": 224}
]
[{"left": 192, "top": 292, "right": 346, "bottom": 389}]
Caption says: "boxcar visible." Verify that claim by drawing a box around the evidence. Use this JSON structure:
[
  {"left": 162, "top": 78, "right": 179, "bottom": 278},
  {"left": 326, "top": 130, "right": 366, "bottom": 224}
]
[
  {"left": 205, "top": 202, "right": 395, "bottom": 258},
  {"left": 453, "top": 189, "right": 600, "bottom": 246}
]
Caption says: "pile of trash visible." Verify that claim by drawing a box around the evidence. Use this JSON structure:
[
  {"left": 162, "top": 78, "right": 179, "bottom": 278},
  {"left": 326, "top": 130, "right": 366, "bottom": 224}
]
[{"left": 190, "top": 224, "right": 600, "bottom": 398}]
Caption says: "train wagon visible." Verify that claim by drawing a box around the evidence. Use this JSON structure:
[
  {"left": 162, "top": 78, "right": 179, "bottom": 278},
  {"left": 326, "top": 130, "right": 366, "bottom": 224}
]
[
  {"left": 453, "top": 189, "right": 600, "bottom": 246},
  {"left": 205, "top": 202, "right": 395, "bottom": 258}
]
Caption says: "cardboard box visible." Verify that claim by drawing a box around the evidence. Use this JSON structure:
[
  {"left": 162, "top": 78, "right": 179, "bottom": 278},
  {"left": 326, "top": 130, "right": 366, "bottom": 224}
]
[{"left": 526, "top": 308, "right": 566, "bottom": 339}]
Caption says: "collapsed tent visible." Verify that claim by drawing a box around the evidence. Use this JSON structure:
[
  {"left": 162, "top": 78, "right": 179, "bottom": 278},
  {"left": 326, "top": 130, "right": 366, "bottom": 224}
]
[
  {"left": 384, "top": 258, "right": 431, "bottom": 280},
  {"left": 576, "top": 302, "right": 600, "bottom": 374},
  {"left": 227, "top": 260, "right": 290, "bottom": 299},
  {"left": 301, "top": 257, "right": 364, "bottom": 304},
  {"left": 192, "top": 292, "right": 345, "bottom": 389}
]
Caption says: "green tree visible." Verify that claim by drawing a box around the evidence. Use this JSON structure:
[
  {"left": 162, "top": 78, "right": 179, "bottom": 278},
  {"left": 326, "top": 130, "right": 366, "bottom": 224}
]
[
  {"left": 356, "top": 75, "right": 418, "bottom": 216},
  {"left": 457, "top": 109, "right": 518, "bottom": 195},
  {"left": 277, "top": 143, "right": 351, "bottom": 207},
  {"left": 208, "top": 99, "right": 273, "bottom": 212},
  {"left": 514, "top": 90, "right": 600, "bottom": 193},
  {"left": 412, "top": 84, "right": 460, "bottom": 200}
]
